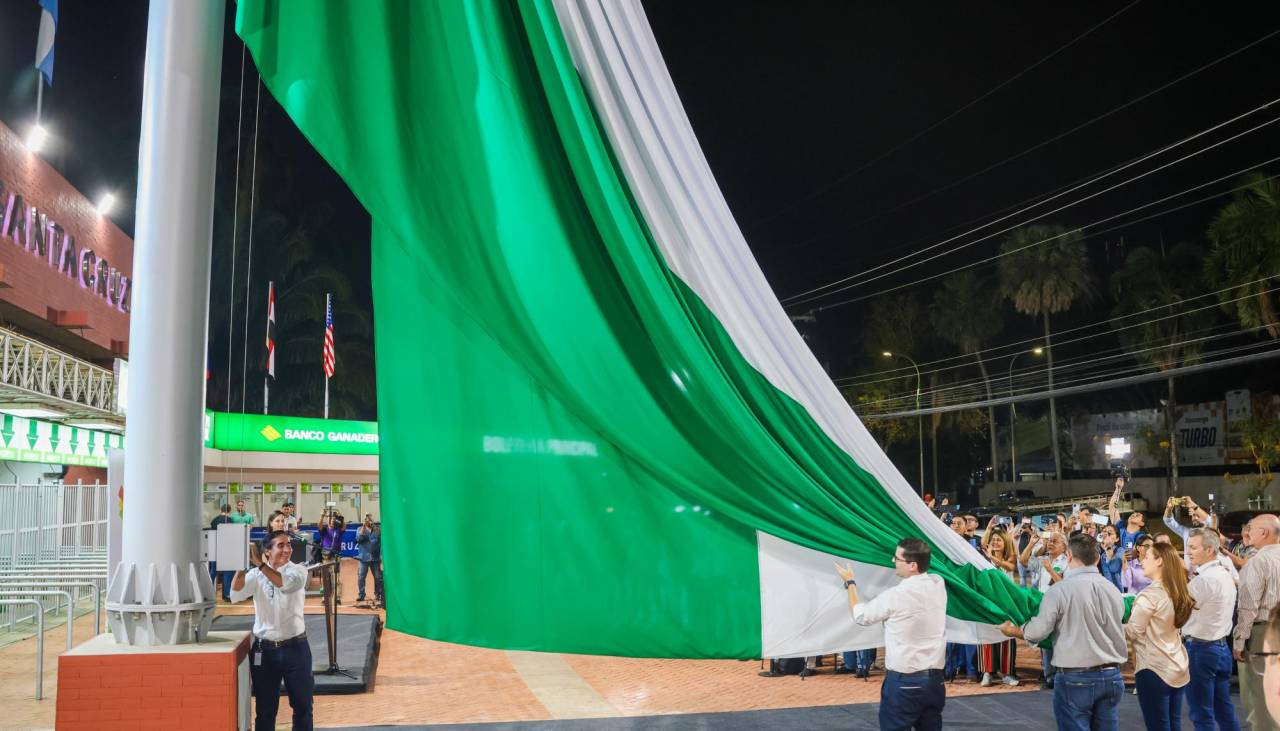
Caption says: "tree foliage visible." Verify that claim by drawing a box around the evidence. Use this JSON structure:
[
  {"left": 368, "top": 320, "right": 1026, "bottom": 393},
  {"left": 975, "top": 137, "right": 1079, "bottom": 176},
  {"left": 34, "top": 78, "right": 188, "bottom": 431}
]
[
  {"left": 1205, "top": 171, "right": 1280, "bottom": 339},
  {"left": 997, "top": 225, "right": 1097, "bottom": 317},
  {"left": 1110, "top": 243, "right": 1215, "bottom": 371}
]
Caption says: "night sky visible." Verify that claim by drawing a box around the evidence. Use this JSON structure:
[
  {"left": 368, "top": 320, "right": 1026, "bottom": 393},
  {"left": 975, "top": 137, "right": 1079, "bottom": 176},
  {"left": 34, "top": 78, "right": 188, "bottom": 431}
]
[{"left": 1, "top": 2, "right": 1278, "bottom": 483}]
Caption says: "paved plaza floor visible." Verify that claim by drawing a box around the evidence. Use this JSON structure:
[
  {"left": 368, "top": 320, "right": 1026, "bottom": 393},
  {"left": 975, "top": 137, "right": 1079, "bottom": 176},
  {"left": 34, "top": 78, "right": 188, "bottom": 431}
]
[{"left": 0, "top": 561, "right": 1248, "bottom": 729}]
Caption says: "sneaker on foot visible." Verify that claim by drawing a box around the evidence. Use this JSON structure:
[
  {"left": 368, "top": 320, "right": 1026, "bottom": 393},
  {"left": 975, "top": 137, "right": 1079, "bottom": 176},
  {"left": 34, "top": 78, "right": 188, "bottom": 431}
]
[
  {"left": 980, "top": 672, "right": 993, "bottom": 687},
  {"left": 1002, "top": 675, "right": 1020, "bottom": 686}
]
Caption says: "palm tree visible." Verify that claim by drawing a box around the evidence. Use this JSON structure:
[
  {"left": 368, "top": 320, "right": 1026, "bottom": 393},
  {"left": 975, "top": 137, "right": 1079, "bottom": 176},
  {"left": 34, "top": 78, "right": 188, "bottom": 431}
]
[
  {"left": 1205, "top": 171, "right": 1280, "bottom": 338},
  {"left": 931, "top": 271, "right": 1003, "bottom": 485},
  {"left": 1111, "top": 242, "right": 1216, "bottom": 494},
  {"left": 997, "top": 225, "right": 1097, "bottom": 486}
]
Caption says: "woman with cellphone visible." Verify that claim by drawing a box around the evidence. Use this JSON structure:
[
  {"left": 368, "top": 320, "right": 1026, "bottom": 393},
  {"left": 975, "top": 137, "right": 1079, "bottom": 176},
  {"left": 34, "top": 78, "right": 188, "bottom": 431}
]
[{"left": 1100, "top": 525, "right": 1124, "bottom": 590}]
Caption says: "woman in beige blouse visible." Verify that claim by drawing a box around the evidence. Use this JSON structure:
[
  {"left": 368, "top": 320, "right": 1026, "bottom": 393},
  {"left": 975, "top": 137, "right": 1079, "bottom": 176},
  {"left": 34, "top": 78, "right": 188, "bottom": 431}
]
[{"left": 1126, "top": 541, "right": 1194, "bottom": 731}]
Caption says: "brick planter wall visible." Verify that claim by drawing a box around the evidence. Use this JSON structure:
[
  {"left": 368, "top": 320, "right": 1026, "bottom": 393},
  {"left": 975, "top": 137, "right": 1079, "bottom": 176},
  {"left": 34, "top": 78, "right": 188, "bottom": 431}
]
[{"left": 56, "top": 631, "right": 250, "bottom": 731}]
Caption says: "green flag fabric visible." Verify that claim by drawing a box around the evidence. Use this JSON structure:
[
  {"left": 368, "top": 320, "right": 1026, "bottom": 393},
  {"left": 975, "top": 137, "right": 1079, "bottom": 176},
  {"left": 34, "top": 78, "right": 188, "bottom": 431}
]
[{"left": 237, "top": 0, "right": 1041, "bottom": 658}]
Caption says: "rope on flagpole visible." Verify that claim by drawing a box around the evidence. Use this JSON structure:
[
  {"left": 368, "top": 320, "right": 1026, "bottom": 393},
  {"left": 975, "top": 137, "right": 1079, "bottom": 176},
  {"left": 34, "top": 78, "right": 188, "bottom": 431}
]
[{"left": 239, "top": 72, "right": 262, "bottom": 420}]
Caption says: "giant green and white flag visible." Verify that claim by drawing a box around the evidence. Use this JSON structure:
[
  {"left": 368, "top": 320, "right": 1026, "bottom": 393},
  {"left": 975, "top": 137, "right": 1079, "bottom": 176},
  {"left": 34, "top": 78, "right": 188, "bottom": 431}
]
[{"left": 237, "top": 0, "right": 1039, "bottom": 658}]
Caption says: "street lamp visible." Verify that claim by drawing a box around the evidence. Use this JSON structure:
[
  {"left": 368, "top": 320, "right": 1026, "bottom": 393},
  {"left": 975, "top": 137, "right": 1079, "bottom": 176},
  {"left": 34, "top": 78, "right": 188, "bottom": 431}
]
[
  {"left": 883, "top": 351, "right": 924, "bottom": 496},
  {"left": 25, "top": 124, "right": 47, "bottom": 153},
  {"left": 1007, "top": 346, "right": 1044, "bottom": 483}
]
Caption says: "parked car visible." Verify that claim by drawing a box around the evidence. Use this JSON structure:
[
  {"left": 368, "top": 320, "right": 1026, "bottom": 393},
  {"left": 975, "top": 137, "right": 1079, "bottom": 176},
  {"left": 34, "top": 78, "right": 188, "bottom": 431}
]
[{"left": 989, "top": 489, "right": 1037, "bottom": 506}]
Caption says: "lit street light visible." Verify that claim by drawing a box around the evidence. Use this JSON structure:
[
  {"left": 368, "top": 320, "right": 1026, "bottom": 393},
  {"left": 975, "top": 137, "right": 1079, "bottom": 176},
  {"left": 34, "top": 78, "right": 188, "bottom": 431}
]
[
  {"left": 25, "top": 124, "right": 47, "bottom": 153},
  {"left": 96, "top": 193, "right": 117, "bottom": 216},
  {"left": 883, "top": 351, "right": 924, "bottom": 496},
  {"left": 1007, "top": 346, "right": 1044, "bottom": 483}
]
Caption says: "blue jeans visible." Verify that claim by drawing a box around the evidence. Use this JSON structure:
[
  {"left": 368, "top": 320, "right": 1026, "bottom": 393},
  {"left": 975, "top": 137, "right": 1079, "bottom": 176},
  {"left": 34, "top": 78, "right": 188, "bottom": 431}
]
[
  {"left": 357, "top": 559, "right": 384, "bottom": 600},
  {"left": 1184, "top": 639, "right": 1240, "bottom": 731},
  {"left": 843, "top": 649, "right": 876, "bottom": 673},
  {"left": 208, "top": 561, "right": 233, "bottom": 600},
  {"left": 944, "top": 643, "right": 976, "bottom": 678},
  {"left": 250, "top": 637, "right": 314, "bottom": 731},
  {"left": 880, "top": 669, "right": 944, "bottom": 731},
  {"left": 1041, "top": 645, "right": 1055, "bottom": 686},
  {"left": 1135, "top": 669, "right": 1183, "bottom": 731},
  {"left": 1052, "top": 668, "right": 1123, "bottom": 731}
]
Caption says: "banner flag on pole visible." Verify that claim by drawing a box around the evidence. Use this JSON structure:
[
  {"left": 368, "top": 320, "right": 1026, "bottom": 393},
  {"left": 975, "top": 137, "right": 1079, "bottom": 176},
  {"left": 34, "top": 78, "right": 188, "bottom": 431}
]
[
  {"left": 265, "top": 281, "right": 276, "bottom": 378},
  {"left": 322, "top": 293, "right": 335, "bottom": 379},
  {"left": 34, "top": 0, "right": 57, "bottom": 86},
  {"left": 236, "top": 0, "right": 1041, "bottom": 659}
]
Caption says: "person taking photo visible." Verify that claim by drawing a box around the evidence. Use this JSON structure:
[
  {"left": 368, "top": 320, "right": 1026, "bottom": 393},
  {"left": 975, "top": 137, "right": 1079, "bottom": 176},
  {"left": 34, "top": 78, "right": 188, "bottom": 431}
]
[{"left": 229, "top": 530, "right": 313, "bottom": 731}]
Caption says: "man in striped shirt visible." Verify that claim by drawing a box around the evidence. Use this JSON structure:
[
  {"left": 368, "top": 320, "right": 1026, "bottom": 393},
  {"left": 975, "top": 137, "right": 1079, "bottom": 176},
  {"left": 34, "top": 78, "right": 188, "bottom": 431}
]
[{"left": 1235, "top": 514, "right": 1280, "bottom": 731}]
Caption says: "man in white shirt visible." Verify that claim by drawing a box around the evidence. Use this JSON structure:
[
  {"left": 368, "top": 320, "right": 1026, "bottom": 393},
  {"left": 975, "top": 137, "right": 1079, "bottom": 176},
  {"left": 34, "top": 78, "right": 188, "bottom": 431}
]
[
  {"left": 1183, "top": 528, "right": 1241, "bottom": 731},
  {"left": 282, "top": 501, "right": 300, "bottom": 532},
  {"left": 836, "top": 538, "right": 947, "bottom": 731},
  {"left": 230, "top": 530, "right": 313, "bottom": 731}
]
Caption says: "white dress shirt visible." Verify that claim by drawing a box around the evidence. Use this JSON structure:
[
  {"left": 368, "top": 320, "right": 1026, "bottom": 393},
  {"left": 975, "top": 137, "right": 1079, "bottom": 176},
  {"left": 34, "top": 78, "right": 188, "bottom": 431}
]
[
  {"left": 1214, "top": 553, "right": 1239, "bottom": 584},
  {"left": 229, "top": 561, "right": 308, "bottom": 641},
  {"left": 1184, "top": 561, "right": 1237, "bottom": 642},
  {"left": 852, "top": 573, "right": 947, "bottom": 673}
]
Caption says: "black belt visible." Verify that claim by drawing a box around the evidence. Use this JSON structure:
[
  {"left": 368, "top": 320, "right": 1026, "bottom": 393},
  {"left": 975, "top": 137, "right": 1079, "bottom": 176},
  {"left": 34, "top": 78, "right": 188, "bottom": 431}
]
[
  {"left": 887, "top": 668, "right": 944, "bottom": 678},
  {"left": 1185, "top": 636, "right": 1228, "bottom": 645},
  {"left": 1056, "top": 664, "right": 1120, "bottom": 673},
  {"left": 254, "top": 633, "right": 306, "bottom": 650}
]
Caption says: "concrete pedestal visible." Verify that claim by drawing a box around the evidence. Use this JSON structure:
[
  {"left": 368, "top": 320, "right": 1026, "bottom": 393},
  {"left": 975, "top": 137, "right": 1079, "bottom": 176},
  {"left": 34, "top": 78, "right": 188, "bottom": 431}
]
[{"left": 55, "top": 630, "right": 251, "bottom": 731}]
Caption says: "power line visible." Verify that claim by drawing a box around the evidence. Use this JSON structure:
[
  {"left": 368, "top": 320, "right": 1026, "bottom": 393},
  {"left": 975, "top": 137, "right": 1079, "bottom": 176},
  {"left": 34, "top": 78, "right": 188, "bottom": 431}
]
[
  {"left": 803, "top": 168, "right": 1280, "bottom": 312},
  {"left": 859, "top": 342, "right": 1280, "bottom": 418},
  {"left": 834, "top": 276, "right": 1280, "bottom": 386},
  {"left": 776, "top": 25, "right": 1280, "bottom": 253},
  {"left": 856, "top": 323, "right": 1265, "bottom": 409},
  {"left": 744, "top": 1, "right": 1143, "bottom": 229},
  {"left": 781, "top": 98, "right": 1280, "bottom": 304}
]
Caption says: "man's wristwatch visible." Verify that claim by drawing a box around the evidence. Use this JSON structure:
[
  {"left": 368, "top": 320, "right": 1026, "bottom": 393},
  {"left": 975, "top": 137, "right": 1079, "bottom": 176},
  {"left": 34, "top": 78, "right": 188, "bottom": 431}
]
[{"left": 844, "top": 579, "right": 856, "bottom": 588}]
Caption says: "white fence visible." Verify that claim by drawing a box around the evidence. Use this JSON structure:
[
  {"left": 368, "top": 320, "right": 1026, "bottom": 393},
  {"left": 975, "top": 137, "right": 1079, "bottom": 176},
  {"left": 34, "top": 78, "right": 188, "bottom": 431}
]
[
  {"left": 0, "top": 482, "right": 108, "bottom": 638},
  {"left": 0, "top": 481, "right": 109, "bottom": 567}
]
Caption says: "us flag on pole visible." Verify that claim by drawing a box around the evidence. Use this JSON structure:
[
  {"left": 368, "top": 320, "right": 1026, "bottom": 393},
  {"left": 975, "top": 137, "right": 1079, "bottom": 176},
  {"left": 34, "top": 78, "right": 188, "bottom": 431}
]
[
  {"left": 265, "top": 281, "right": 276, "bottom": 378},
  {"left": 323, "top": 293, "right": 335, "bottom": 378}
]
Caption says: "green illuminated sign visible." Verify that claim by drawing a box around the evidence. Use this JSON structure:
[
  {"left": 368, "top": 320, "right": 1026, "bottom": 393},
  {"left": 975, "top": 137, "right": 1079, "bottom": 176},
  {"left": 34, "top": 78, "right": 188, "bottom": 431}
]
[
  {"left": 211, "top": 412, "right": 378, "bottom": 455},
  {"left": 0, "top": 414, "right": 122, "bottom": 467}
]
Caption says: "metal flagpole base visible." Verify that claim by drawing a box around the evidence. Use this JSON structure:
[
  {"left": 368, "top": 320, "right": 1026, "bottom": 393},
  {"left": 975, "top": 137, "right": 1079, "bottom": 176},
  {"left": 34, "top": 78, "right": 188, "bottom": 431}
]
[{"left": 105, "top": 561, "right": 216, "bottom": 645}]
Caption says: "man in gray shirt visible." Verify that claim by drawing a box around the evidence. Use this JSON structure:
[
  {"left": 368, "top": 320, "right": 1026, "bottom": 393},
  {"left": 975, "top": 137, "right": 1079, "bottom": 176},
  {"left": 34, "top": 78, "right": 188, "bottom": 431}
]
[{"left": 1000, "top": 534, "right": 1127, "bottom": 731}]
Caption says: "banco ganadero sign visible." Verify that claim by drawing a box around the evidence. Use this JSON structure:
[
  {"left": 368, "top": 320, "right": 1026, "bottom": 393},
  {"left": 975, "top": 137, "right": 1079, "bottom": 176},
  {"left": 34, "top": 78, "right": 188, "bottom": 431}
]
[{"left": 0, "top": 182, "right": 131, "bottom": 312}]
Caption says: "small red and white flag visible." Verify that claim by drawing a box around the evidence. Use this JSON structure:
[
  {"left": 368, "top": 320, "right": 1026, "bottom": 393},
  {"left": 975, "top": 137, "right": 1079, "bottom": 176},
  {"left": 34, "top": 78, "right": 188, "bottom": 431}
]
[
  {"left": 265, "top": 281, "right": 276, "bottom": 379},
  {"left": 323, "top": 293, "right": 335, "bottom": 379}
]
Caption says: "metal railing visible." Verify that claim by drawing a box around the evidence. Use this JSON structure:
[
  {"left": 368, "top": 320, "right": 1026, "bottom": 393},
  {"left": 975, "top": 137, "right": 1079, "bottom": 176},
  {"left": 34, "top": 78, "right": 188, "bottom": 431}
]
[
  {"left": 0, "top": 589, "right": 74, "bottom": 650},
  {"left": 0, "top": 599, "right": 43, "bottom": 699},
  {"left": 0, "top": 480, "right": 108, "bottom": 703},
  {"left": 0, "top": 482, "right": 108, "bottom": 566},
  {"left": 0, "top": 326, "right": 119, "bottom": 416}
]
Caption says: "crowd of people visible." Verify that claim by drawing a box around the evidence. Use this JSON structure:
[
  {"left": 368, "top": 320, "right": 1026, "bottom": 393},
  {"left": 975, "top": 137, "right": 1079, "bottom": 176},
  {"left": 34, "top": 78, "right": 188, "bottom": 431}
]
[
  {"left": 206, "top": 502, "right": 385, "bottom": 609},
  {"left": 760, "top": 477, "right": 1280, "bottom": 731}
]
